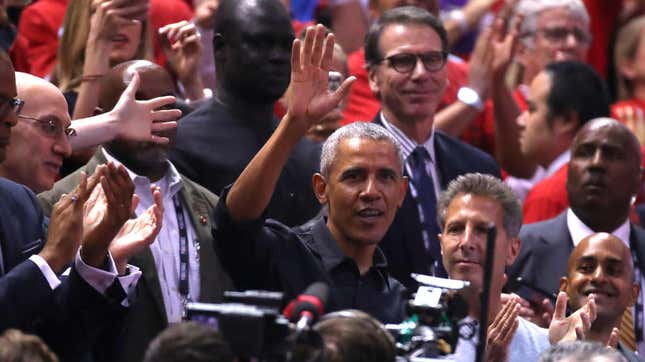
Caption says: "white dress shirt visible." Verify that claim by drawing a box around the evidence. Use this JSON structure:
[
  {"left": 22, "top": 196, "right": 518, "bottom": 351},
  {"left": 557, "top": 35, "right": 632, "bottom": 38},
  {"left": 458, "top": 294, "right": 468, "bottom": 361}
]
[{"left": 104, "top": 149, "right": 200, "bottom": 323}]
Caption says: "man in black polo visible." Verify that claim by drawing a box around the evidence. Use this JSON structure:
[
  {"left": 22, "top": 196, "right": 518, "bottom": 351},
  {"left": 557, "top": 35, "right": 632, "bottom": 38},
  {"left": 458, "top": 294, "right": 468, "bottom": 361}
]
[{"left": 213, "top": 25, "right": 408, "bottom": 323}]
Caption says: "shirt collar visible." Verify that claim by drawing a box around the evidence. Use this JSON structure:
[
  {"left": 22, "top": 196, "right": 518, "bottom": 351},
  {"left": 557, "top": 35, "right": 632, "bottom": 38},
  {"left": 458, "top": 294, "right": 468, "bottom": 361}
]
[
  {"left": 101, "top": 148, "right": 183, "bottom": 198},
  {"left": 379, "top": 112, "right": 436, "bottom": 164},
  {"left": 566, "top": 208, "right": 631, "bottom": 247},
  {"left": 546, "top": 150, "right": 570, "bottom": 176},
  {"left": 309, "top": 217, "right": 390, "bottom": 274}
]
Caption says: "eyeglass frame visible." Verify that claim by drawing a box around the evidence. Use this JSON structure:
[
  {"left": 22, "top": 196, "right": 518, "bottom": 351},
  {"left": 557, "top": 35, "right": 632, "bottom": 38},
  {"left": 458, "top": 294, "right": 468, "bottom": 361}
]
[
  {"left": 376, "top": 51, "right": 448, "bottom": 74},
  {"left": 17, "top": 114, "right": 77, "bottom": 139},
  {"left": 522, "top": 26, "right": 592, "bottom": 46}
]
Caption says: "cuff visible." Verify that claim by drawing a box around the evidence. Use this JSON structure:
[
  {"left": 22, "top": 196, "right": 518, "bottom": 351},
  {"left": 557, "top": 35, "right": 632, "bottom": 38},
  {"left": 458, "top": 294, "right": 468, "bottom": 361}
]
[
  {"left": 28, "top": 254, "right": 62, "bottom": 290},
  {"left": 75, "top": 250, "right": 119, "bottom": 295},
  {"left": 117, "top": 265, "right": 142, "bottom": 307}
]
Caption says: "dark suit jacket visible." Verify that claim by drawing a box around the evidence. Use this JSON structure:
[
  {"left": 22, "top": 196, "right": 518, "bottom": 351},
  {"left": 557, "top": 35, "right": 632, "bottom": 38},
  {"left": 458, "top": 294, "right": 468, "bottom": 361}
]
[
  {"left": 0, "top": 177, "right": 124, "bottom": 361},
  {"left": 508, "top": 211, "right": 645, "bottom": 297},
  {"left": 373, "top": 114, "right": 502, "bottom": 287},
  {"left": 38, "top": 150, "right": 234, "bottom": 362},
  {"left": 169, "top": 98, "right": 322, "bottom": 226}
]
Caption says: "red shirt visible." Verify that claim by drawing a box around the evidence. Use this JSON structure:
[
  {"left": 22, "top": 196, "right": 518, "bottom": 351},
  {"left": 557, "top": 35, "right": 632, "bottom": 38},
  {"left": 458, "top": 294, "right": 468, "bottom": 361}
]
[
  {"left": 14, "top": 0, "right": 194, "bottom": 77},
  {"left": 523, "top": 164, "right": 569, "bottom": 225},
  {"left": 341, "top": 48, "right": 469, "bottom": 124}
]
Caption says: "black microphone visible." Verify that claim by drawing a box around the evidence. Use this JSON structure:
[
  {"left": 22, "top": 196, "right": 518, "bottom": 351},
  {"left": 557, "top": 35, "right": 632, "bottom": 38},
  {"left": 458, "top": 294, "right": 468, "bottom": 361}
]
[{"left": 283, "top": 281, "right": 330, "bottom": 330}]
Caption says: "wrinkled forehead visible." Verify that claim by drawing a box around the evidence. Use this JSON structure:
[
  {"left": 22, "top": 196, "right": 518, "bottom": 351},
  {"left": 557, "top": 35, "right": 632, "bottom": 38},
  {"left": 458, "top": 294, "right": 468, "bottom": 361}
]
[{"left": 18, "top": 78, "right": 70, "bottom": 125}]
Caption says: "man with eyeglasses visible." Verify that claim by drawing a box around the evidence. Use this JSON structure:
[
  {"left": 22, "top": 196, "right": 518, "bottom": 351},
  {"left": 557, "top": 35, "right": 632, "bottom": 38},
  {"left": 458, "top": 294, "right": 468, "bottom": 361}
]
[
  {"left": 0, "top": 71, "right": 180, "bottom": 194},
  {"left": 491, "top": 0, "right": 592, "bottom": 196},
  {"left": 364, "top": 6, "right": 500, "bottom": 288}
]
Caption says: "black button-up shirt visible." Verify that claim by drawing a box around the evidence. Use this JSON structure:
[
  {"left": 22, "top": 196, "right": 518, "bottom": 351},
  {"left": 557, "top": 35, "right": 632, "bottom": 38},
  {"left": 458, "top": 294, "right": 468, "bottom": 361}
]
[{"left": 213, "top": 188, "right": 408, "bottom": 324}]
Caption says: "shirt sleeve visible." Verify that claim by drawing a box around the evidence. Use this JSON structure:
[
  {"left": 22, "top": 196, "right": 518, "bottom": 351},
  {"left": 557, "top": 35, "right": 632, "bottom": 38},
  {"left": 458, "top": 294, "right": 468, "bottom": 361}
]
[
  {"left": 28, "top": 254, "right": 62, "bottom": 290},
  {"left": 74, "top": 251, "right": 142, "bottom": 305}
]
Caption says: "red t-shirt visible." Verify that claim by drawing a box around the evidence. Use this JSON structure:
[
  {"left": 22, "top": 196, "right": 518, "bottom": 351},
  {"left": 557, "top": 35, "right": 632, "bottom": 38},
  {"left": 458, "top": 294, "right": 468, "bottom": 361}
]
[{"left": 523, "top": 164, "right": 569, "bottom": 225}]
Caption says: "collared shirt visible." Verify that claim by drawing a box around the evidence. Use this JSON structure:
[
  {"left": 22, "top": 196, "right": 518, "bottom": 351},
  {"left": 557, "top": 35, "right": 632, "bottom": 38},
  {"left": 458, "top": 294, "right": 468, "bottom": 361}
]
[
  {"left": 103, "top": 149, "right": 200, "bottom": 323},
  {"left": 506, "top": 150, "right": 571, "bottom": 202},
  {"left": 380, "top": 113, "right": 441, "bottom": 253},
  {"left": 566, "top": 208, "right": 644, "bottom": 354},
  {"left": 213, "top": 187, "right": 408, "bottom": 324}
]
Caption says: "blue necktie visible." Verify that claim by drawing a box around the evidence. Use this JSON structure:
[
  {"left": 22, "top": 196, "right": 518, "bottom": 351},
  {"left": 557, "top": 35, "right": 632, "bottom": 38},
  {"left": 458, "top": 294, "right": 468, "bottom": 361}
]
[{"left": 409, "top": 146, "right": 446, "bottom": 277}]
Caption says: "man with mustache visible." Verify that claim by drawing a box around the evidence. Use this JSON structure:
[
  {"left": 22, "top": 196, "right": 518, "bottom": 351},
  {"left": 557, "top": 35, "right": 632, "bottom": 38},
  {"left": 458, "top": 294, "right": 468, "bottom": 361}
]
[
  {"left": 560, "top": 233, "right": 642, "bottom": 361},
  {"left": 509, "top": 118, "right": 645, "bottom": 353}
]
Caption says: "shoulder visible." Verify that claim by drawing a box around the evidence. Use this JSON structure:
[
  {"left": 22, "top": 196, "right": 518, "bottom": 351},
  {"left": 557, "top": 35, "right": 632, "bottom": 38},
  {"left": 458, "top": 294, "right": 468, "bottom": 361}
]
[
  {"left": 511, "top": 317, "right": 550, "bottom": 353},
  {"left": 434, "top": 131, "right": 500, "bottom": 173}
]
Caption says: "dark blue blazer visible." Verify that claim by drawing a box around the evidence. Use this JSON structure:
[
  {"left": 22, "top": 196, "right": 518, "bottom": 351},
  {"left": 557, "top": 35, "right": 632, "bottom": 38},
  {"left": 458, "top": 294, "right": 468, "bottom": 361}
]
[
  {"left": 508, "top": 211, "right": 645, "bottom": 297},
  {"left": 373, "top": 114, "right": 502, "bottom": 287},
  {"left": 0, "top": 177, "right": 124, "bottom": 361}
]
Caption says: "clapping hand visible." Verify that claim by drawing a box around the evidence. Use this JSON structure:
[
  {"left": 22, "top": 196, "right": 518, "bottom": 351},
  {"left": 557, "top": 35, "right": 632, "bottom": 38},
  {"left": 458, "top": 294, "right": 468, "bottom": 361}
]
[
  {"left": 486, "top": 295, "right": 520, "bottom": 362},
  {"left": 39, "top": 171, "right": 99, "bottom": 273},
  {"left": 286, "top": 24, "right": 355, "bottom": 133},
  {"left": 548, "top": 291, "right": 597, "bottom": 344},
  {"left": 159, "top": 20, "right": 204, "bottom": 99},
  {"left": 80, "top": 163, "right": 135, "bottom": 268},
  {"left": 110, "top": 185, "right": 164, "bottom": 275}
]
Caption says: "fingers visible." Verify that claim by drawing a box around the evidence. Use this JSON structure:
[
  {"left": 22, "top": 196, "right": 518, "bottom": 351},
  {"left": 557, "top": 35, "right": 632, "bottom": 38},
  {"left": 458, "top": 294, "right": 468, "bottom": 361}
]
[
  {"left": 554, "top": 291, "right": 568, "bottom": 321},
  {"left": 150, "top": 120, "right": 178, "bottom": 133},
  {"left": 301, "top": 26, "right": 315, "bottom": 68},
  {"left": 320, "top": 33, "right": 336, "bottom": 71},
  {"left": 122, "top": 72, "right": 141, "bottom": 102},
  {"left": 144, "top": 95, "right": 178, "bottom": 111},
  {"left": 149, "top": 135, "right": 170, "bottom": 145},
  {"left": 150, "top": 109, "right": 182, "bottom": 122},
  {"left": 586, "top": 294, "right": 597, "bottom": 323},
  {"left": 131, "top": 194, "right": 140, "bottom": 214},
  {"left": 331, "top": 76, "right": 356, "bottom": 104},
  {"left": 291, "top": 39, "right": 302, "bottom": 74},
  {"left": 607, "top": 327, "right": 620, "bottom": 348},
  {"left": 310, "top": 24, "right": 326, "bottom": 67}
]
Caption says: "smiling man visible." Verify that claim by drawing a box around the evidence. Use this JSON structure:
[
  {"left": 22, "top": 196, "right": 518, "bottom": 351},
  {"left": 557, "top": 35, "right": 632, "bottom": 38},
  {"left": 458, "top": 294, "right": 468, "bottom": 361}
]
[
  {"left": 510, "top": 118, "right": 645, "bottom": 352},
  {"left": 561, "top": 233, "right": 642, "bottom": 361},
  {"left": 0, "top": 72, "right": 72, "bottom": 193},
  {"left": 213, "top": 25, "right": 412, "bottom": 323},
  {"left": 365, "top": 6, "right": 500, "bottom": 287}
]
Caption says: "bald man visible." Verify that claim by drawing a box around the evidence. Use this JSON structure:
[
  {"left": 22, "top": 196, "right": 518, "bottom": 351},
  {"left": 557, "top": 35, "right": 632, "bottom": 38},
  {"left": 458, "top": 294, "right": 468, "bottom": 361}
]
[
  {"left": 0, "top": 72, "right": 72, "bottom": 193},
  {"left": 560, "top": 233, "right": 642, "bottom": 361},
  {"left": 39, "top": 60, "right": 233, "bottom": 362},
  {"left": 0, "top": 69, "right": 180, "bottom": 193}
]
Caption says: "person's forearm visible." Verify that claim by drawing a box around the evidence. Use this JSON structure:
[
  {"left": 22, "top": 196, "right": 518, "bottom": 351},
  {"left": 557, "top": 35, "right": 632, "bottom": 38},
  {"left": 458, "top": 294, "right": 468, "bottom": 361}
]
[
  {"left": 444, "top": 0, "right": 496, "bottom": 46},
  {"left": 330, "top": 1, "right": 367, "bottom": 54},
  {"left": 180, "top": 76, "right": 205, "bottom": 102},
  {"left": 492, "top": 79, "right": 536, "bottom": 178},
  {"left": 69, "top": 112, "right": 119, "bottom": 150},
  {"left": 435, "top": 101, "right": 481, "bottom": 137},
  {"left": 226, "top": 113, "right": 307, "bottom": 222},
  {"left": 72, "top": 41, "right": 111, "bottom": 120}
]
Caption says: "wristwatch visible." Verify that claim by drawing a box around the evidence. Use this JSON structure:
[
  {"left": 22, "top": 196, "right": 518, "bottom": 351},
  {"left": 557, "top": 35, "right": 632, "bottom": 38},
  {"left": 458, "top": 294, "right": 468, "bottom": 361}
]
[{"left": 457, "top": 87, "right": 484, "bottom": 111}]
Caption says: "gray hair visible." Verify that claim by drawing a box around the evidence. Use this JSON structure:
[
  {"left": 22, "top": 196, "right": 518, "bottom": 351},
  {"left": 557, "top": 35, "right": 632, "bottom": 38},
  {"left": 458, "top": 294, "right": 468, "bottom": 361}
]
[
  {"left": 538, "top": 341, "right": 627, "bottom": 362},
  {"left": 320, "top": 122, "right": 404, "bottom": 177},
  {"left": 437, "top": 173, "right": 522, "bottom": 237},
  {"left": 513, "top": 0, "right": 590, "bottom": 48}
]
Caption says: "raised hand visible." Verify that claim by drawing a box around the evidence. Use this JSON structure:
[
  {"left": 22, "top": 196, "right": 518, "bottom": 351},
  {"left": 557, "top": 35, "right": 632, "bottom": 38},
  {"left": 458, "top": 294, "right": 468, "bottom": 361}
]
[
  {"left": 159, "top": 20, "right": 204, "bottom": 100},
  {"left": 110, "top": 186, "right": 164, "bottom": 275},
  {"left": 39, "top": 171, "right": 98, "bottom": 273},
  {"left": 490, "top": 1, "right": 522, "bottom": 79},
  {"left": 486, "top": 295, "right": 520, "bottom": 362},
  {"left": 109, "top": 72, "right": 181, "bottom": 144},
  {"left": 548, "top": 291, "right": 597, "bottom": 344},
  {"left": 80, "top": 163, "right": 135, "bottom": 268},
  {"left": 286, "top": 24, "right": 355, "bottom": 132}
]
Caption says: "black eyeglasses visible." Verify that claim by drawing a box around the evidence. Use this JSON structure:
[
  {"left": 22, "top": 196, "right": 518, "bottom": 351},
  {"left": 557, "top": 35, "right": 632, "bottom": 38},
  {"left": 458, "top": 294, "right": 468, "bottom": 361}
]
[
  {"left": 17, "top": 115, "right": 76, "bottom": 139},
  {"left": 379, "top": 51, "right": 448, "bottom": 73},
  {"left": 0, "top": 97, "right": 24, "bottom": 117}
]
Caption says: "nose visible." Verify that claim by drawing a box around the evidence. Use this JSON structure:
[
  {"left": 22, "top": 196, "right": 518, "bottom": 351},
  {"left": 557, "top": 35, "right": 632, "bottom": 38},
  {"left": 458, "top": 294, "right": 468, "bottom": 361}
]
[
  {"left": 410, "top": 56, "right": 430, "bottom": 79},
  {"left": 360, "top": 176, "right": 381, "bottom": 201},
  {"left": 2, "top": 109, "right": 17, "bottom": 128},
  {"left": 53, "top": 135, "right": 72, "bottom": 158},
  {"left": 591, "top": 266, "right": 607, "bottom": 282},
  {"left": 459, "top": 224, "right": 479, "bottom": 252}
]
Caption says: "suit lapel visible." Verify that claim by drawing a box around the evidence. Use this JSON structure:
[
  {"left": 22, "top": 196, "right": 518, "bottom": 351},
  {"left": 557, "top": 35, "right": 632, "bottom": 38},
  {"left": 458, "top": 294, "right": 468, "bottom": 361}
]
[
  {"left": 129, "top": 247, "right": 168, "bottom": 325},
  {"left": 629, "top": 225, "right": 645, "bottom": 275}
]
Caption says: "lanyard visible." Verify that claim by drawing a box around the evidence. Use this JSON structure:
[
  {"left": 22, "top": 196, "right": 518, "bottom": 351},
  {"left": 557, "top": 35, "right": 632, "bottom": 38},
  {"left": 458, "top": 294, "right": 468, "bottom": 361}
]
[
  {"left": 630, "top": 237, "right": 643, "bottom": 342},
  {"left": 173, "top": 194, "right": 190, "bottom": 300}
]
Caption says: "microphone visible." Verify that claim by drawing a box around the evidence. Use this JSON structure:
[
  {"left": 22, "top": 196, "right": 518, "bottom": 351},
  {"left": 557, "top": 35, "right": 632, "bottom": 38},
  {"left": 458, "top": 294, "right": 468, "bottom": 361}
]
[{"left": 283, "top": 281, "right": 330, "bottom": 330}]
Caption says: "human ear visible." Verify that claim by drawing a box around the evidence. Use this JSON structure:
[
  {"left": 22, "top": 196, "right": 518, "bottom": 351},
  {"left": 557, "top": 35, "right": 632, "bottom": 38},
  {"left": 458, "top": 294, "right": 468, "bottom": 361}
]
[{"left": 312, "top": 173, "right": 328, "bottom": 204}]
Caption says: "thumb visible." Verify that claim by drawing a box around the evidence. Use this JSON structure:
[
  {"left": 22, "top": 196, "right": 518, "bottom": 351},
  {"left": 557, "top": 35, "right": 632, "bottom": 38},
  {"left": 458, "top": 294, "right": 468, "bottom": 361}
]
[
  {"left": 330, "top": 76, "right": 356, "bottom": 104},
  {"left": 122, "top": 71, "right": 141, "bottom": 101}
]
